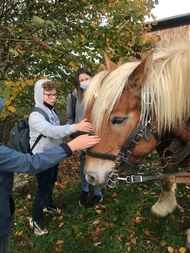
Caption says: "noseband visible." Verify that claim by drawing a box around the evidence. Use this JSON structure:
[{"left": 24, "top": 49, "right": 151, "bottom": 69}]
[{"left": 87, "top": 118, "right": 161, "bottom": 186}]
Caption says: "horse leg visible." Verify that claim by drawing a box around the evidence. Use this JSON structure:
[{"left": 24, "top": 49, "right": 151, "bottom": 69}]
[
  {"left": 151, "top": 164, "right": 178, "bottom": 217},
  {"left": 151, "top": 138, "right": 178, "bottom": 217}
]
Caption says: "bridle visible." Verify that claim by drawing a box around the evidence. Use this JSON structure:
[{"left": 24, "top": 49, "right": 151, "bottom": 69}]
[{"left": 87, "top": 117, "right": 161, "bottom": 187}]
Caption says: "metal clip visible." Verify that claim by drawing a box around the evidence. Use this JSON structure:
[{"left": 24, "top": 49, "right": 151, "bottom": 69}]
[
  {"left": 107, "top": 170, "right": 119, "bottom": 188},
  {"left": 117, "top": 175, "right": 132, "bottom": 183}
]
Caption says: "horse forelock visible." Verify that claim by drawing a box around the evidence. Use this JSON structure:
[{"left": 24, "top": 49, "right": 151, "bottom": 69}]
[
  {"left": 83, "top": 70, "right": 109, "bottom": 115},
  {"left": 91, "top": 62, "right": 139, "bottom": 133}
]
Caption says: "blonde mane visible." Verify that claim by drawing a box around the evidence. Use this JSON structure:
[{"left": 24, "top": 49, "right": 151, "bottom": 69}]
[
  {"left": 84, "top": 43, "right": 190, "bottom": 133},
  {"left": 83, "top": 70, "right": 109, "bottom": 112}
]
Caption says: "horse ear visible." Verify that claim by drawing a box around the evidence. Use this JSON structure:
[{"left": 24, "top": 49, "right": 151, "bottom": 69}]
[
  {"left": 104, "top": 53, "right": 119, "bottom": 72},
  {"left": 117, "top": 57, "right": 123, "bottom": 67},
  {"left": 128, "top": 50, "right": 154, "bottom": 90},
  {"left": 98, "top": 64, "right": 106, "bottom": 72}
]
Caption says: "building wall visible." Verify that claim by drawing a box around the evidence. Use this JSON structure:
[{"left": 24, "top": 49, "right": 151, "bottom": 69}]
[{"left": 147, "top": 14, "right": 190, "bottom": 48}]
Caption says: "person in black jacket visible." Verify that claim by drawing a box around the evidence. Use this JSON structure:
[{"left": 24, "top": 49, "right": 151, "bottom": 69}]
[{"left": 0, "top": 97, "right": 100, "bottom": 253}]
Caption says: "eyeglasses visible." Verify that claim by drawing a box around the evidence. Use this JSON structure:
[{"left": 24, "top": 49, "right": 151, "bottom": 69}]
[{"left": 44, "top": 93, "right": 57, "bottom": 98}]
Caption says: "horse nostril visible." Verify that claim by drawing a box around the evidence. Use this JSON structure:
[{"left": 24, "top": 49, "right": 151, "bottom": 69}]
[{"left": 86, "top": 174, "right": 96, "bottom": 185}]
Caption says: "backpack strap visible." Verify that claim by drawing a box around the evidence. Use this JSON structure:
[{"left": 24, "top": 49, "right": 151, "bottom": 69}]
[
  {"left": 30, "top": 107, "right": 49, "bottom": 152},
  {"left": 70, "top": 92, "right": 77, "bottom": 119}
]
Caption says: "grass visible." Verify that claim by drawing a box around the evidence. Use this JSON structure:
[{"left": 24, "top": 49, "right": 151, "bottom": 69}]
[{"left": 10, "top": 177, "right": 190, "bottom": 253}]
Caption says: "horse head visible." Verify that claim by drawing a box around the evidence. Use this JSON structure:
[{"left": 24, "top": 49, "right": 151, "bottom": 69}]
[{"left": 84, "top": 50, "right": 159, "bottom": 188}]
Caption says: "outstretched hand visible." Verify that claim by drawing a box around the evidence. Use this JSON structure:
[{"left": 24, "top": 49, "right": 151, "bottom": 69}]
[
  {"left": 75, "top": 118, "right": 93, "bottom": 133},
  {"left": 67, "top": 134, "right": 100, "bottom": 151}
]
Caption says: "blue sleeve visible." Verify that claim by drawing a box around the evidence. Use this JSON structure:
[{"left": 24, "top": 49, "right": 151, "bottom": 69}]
[{"left": 0, "top": 143, "right": 72, "bottom": 174}]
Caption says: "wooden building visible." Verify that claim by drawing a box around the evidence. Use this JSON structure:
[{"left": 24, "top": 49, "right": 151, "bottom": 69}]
[{"left": 147, "top": 13, "right": 190, "bottom": 47}]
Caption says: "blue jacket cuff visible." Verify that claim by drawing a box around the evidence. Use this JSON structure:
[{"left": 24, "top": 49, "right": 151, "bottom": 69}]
[{"left": 60, "top": 143, "right": 72, "bottom": 157}]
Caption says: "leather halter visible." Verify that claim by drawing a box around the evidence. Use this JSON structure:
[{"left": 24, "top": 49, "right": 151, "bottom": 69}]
[{"left": 87, "top": 117, "right": 161, "bottom": 171}]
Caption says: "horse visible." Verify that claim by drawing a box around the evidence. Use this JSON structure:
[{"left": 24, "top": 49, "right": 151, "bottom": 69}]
[{"left": 83, "top": 43, "right": 190, "bottom": 249}]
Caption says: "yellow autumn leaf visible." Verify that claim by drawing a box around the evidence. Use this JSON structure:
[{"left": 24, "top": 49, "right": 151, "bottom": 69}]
[
  {"left": 179, "top": 247, "right": 187, "bottom": 253},
  {"left": 7, "top": 106, "right": 16, "bottom": 112},
  {"left": 5, "top": 100, "right": 10, "bottom": 105},
  {"left": 94, "top": 242, "right": 102, "bottom": 246},
  {"left": 142, "top": 38, "right": 147, "bottom": 44},
  {"left": 101, "top": 8, "right": 106, "bottom": 14},
  {"left": 69, "top": 61, "right": 75, "bottom": 68},
  {"left": 76, "top": 232, "right": 82, "bottom": 239},
  {"left": 167, "top": 246, "right": 174, "bottom": 253},
  {"left": 59, "top": 222, "right": 65, "bottom": 228}
]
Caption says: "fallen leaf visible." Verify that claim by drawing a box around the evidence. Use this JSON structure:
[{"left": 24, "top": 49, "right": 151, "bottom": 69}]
[
  {"left": 109, "top": 223, "right": 115, "bottom": 228},
  {"left": 168, "top": 246, "right": 174, "bottom": 253},
  {"left": 143, "top": 229, "right": 151, "bottom": 236},
  {"left": 55, "top": 247, "right": 62, "bottom": 252},
  {"left": 93, "top": 220, "right": 100, "bottom": 225},
  {"left": 178, "top": 205, "right": 185, "bottom": 213},
  {"left": 56, "top": 240, "right": 64, "bottom": 245},
  {"left": 94, "top": 242, "right": 102, "bottom": 246},
  {"left": 17, "top": 231, "right": 23, "bottom": 236},
  {"left": 26, "top": 194, "right": 31, "bottom": 200},
  {"left": 127, "top": 228, "right": 135, "bottom": 234},
  {"left": 131, "top": 238, "right": 137, "bottom": 244},
  {"left": 59, "top": 222, "right": 65, "bottom": 228},
  {"left": 179, "top": 247, "right": 187, "bottom": 253}
]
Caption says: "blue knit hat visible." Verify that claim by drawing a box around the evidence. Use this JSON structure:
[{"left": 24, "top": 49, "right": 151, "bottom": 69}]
[{"left": 0, "top": 98, "right": 5, "bottom": 113}]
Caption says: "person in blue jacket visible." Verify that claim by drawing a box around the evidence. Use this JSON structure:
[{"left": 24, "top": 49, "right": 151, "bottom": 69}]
[{"left": 0, "top": 97, "right": 100, "bottom": 253}]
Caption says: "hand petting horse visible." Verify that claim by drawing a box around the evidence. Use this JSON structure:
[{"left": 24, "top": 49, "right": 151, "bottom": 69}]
[{"left": 83, "top": 43, "right": 190, "bottom": 249}]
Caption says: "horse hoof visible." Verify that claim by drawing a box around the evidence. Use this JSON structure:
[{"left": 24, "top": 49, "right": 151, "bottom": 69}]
[
  {"left": 151, "top": 191, "right": 177, "bottom": 217},
  {"left": 151, "top": 202, "right": 171, "bottom": 217}
]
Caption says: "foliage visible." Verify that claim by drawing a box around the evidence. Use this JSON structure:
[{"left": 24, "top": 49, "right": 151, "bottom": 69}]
[{"left": 0, "top": 0, "right": 159, "bottom": 118}]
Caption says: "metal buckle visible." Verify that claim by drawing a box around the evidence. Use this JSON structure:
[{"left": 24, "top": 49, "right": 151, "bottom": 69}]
[
  {"left": 137, "top": 164, "right": 148, "bottom": 175},
  {"left": 114, "top": 154, "right": 125, "bottom": 165},
  {"left": 131, "top": 175, "right": 143, "bottom": 183},
  {"left": 107, "top": 169, "right": 119, "bottom": 188}
]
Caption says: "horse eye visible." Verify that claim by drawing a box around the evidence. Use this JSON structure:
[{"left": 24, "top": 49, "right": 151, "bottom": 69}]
[{"left": 111, "top": 117, "right": 127, "bottom": 125}]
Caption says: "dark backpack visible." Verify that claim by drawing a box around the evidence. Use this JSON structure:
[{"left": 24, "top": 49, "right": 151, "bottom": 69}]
[{"left": 10, "top": 107, "right": 49, "bottom": 154}]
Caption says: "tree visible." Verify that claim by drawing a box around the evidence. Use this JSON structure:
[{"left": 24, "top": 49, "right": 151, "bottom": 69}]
[{"left": 0, "top": 0, "right": 159, "bottom": 118}]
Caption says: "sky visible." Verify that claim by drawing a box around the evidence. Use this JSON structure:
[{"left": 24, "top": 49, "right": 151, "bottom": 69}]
[{"left": 148, "top": 0, "right": 190, "bottom": 20}]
